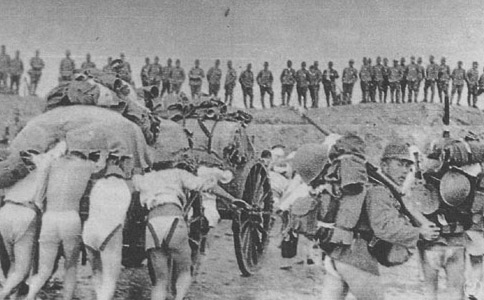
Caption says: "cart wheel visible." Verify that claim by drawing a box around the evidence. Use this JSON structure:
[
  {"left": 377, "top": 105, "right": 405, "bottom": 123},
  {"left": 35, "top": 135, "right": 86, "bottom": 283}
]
[{"left": 233, "top": 163, "right": 273, "bottom": 276}]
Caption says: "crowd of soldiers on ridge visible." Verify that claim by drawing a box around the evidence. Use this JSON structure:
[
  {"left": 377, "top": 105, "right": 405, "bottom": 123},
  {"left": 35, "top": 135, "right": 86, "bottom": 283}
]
[{"left": 3, "top": 44, "right": 484, "bottom": 110}]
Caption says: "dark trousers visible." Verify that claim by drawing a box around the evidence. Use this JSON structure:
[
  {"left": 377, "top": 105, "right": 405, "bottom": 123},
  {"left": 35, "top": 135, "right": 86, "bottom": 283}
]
[
  {"left": 424, "top": 79, "right": 436, "bottom": 102},
  {"left": 308, "top": 85, "right": 320, "bottom": 108},
  {"left": 342, "top": 83, "right": 354, "bottom": 104},
  {"left": 437, "top": 81, "right": 449, "bottom": 103},
  {"left": 400, "top": 79, "right": 407, "bottom": 103},
  {"left": 297, "top": 86, "right": 308, "bottom": 108},
  {"left": 259, "top": 86, "right": 274, "bottom": 108},
  {"left": 323, "top": 83, "right": 336, "bottom": 107},
  {"left": 209, "top": 83, "right": 220, "bottom": 97},
  {"left": 467, "top": 83, "right": 478, "bottom": 107},
  {"left": 225, "top": 84, "right": 235, "bottom": 106},
  {"left": 160, "top": 81, "right": 171, "bottom": 98},
  {"left": 241, "top": 86, "right": 254, "bottom": 108},
  {"left": 10, "top": 75, "right": 20, "bottom": 94},
  {"left": 360, "top": 81, "right": 370, "bottom": 103},
  {"left": 281, "top": 84, "right": 294, "bottom": 106}
]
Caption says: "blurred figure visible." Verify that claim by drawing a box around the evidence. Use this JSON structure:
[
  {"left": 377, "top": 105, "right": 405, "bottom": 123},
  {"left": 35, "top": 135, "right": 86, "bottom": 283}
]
[
  {"left": 0, "top": 45, "right": 11, "bottom": 91},
  {"left": 160, "top": 58, "right": 173, "bottom": 97},
  {"left": 140, "top": 57, "right": 151, "bottom": 87},
  {"left": 118, "top": 53, "right": 133, "bottom": 84},
  {"left": 308, "top": 65, "right": 320, "bottom": 108},
  {"left": 389, "top": 59, "right": 403, "bottom": 103},
  {"left": 280, "top": 60, "right": 296, "bottom": 106},
  {"left": 188, "top": 59, "right": 205, "bottom": 99},
  {"left": 207, "top": 59, "right": 222, "bottom": 97},
  {"left": 399, "top": 57, "right": 407, "bottom": 102},
  {"left": 102, "top": 57, "right": 113, "bottom": 73},
  {"left": 322, "top": 61, "right": 339, "bottom": 106},
  {"left": 382, "top": 58, "right": 390, "bottom": 103},
  {"left": 171, "top": 59, "right": 186, "bottom": 94},
  {"left": 437, "top": 57, "right": 451, "bottom": 104},
  {"left": 416, "top": 57, "right": 425, "bottom": 102},
  {"left": 312, "top": 61, "right": 323, "bottom": 107},
  {"left": 359, "top": 57, "right": 372, "bottom": 103},
  {"left": 342, "top": 59, "right": 358, "bottom": 104},
  {"left": 59, "top": 50, "right": 75, "bottom": 83},
  {"left": 148, "top": 56, "right": 162, "bottom": 89},
  {"left": 81, "top": 53, "right": 96, "bottom": 70},
  {"left": 424, "top": 55, "right": 439, "bottom": 103},
  {"left": 450, "top": 61, "right": 466, "bottom": 106},
  {"left": 260, "top": 150, "right": 272, "bottom": 168},
  {"left": 296, "top": 62, "right": 310, "bottom": 108},
  {"left": 405, "top": 56, "right": 419, "bottom": 103},
  {"left": 257, "top": 61, "right": 274, "bottom": 109},
  {"left": 9, "top": 50, "right": 23, "bottom": 95},
  {"left": 467, "top": 61, "right": 479, "bottom": 108},
  {"left": 239, "top": 63, "right": 254, "bottom": 108},
  {"left": 28, "top": 50, "right": 45, "bottom": 96},
  {"left": 372, "top": 56, "right": 385, "bottom": 103},
  {"left": 224, "top": 60, "right": 237, "bottom": 106}
]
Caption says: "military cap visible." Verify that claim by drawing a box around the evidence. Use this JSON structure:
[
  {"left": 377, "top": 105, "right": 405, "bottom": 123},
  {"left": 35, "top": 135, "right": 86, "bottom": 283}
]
[
  {"left": 349, "top": 59, "right": 354, "bottom": 63},
  {"left": 264, "top": 61, "right": 269, "bottom": 66},
  {"left": 381, "top": 142, "right": 413, "bottom": 164},
  {"left": 292, "top": 143, "right": 328, "bottom": 184}
]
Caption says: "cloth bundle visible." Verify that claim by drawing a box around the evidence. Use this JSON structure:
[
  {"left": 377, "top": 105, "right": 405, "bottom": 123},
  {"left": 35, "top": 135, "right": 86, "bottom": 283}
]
[{"left": 442, "top": 139, "right": 484, "bottom": 166}]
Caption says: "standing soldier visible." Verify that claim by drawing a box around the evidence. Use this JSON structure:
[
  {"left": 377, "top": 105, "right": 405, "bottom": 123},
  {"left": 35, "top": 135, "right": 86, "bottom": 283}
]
[
  {"left": 188, "top": 59, "right": 205, "bottom": 99},
  {"left": 81, "top": 53, "right": 96, "bottom": 70},
  {"left": 450, "top": 61, "right": 466, "bottom": 106},
  {"left": 295, "top": 62, "right": 310, "bottom": 108},
  {"left": 405, "top": 56, "right": 420, "bottom": 103},
  {"left": 207, "top": 59, "right": 222, "bottom": 97},
  {"left": 342, "top": 59, "right": 358, "bottom": 104},
  {"left": 119, "top": 53, "right": 132, "bottom": 83},
  {"left": 280, "top": 60, "right": 296, "bottom": 106},
  {"left": 102, "top": 57, "right": 113, "bottom": 73},
  {"left": 140, "top": 57, "right": 151, "bottom": 87},
  {"left": 359, "top": 57, "right": 372, "bottom": 103},
  {"left": 224, "top": 60, "right": 237, "bottom": 106},
  {"left": 382, "top": 58, "right": 390, "bottom": 103},
  {"left": 312, "top": 61, "right": 323, "bottom": 107},
  {"left": 424, "top": 55, "right": 439, "bottom": 103},
  {"left": 389, "top": 59, "right": 403, "bottom": 103},
  {"left": 416, "top": 57, "right": 425, "bottom": 102},
  {"left": 239, "top": 63, "right": 254, "bottom": 109},
  {"left": 372, "top": 56, "right": 385, "bottom": 103},
  {"left": 398, "top": 57, "right": 407, "bottom": 103},
  {"left": 9, "top": 50, "right": 23, "bottom": 95},
  {"left": 0, "top": 45, "right": 11, "bottom": 91},
  {"left": 28, "top": 50, "right": 45, "bottom": 96},
  {"left": 256, "top": 61, "right": 274, "bottom": 109},
  {"left": 308, "top": 65, "right": 320, "bottom": 107},
  {"left": 171, "top": 59, "right": 185, "bottom": 95},
  {"left": 160, "top": 58, "right": 173, "bottom": 98},
  {"left": 59, "top": 50, "right": 75, "bottom": 83},
  {"left": 437, "top": 57, "right": 451, "bottom": 104},
  {"left": 148, "top": 56, "right": 162, "bottom": 89},
  {"left": 467, "top": 61, "right": 479, "bottom": 108},
  {"left": 322, "top": 61, "right": 339, "bottom": 106}
]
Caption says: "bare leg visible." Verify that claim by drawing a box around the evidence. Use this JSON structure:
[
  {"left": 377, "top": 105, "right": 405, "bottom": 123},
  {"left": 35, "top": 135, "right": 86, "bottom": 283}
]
[
  {"left": 25, "top": 242, "right": 59, "bottom": 300},
  {"left": 97, "top": 230, "right": 123, "bottom": 300},
  {"left": 61, "top": 235, "right": 82, "bottom": 300},
  {"left": 321, "top": 257, "right": 348, "bottom": 300},
  {"left": 87, "top": 248, "right": 103, "bottom": 297},
  {"left": 149, "top": 249, "right": 170, "bottom": 300},
  {"left": 335, "top": 260, "right": 384, "bottom": 300}
]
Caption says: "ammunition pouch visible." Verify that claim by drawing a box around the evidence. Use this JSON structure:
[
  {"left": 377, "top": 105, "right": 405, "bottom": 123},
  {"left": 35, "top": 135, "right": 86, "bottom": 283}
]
[{"left": 367, "top": 237, "right": 411, "bottom": 267}]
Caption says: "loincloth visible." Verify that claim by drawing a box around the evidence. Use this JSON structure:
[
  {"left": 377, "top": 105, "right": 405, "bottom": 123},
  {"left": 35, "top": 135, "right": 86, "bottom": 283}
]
[{"left": 0, "top": 202, "right": 38, "bottom": 246}]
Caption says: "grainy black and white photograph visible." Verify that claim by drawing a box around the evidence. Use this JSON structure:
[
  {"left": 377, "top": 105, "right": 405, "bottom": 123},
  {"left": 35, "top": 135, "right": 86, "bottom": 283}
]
[{"left": 1, "top": 0, "right": 484, "bottom": 299}]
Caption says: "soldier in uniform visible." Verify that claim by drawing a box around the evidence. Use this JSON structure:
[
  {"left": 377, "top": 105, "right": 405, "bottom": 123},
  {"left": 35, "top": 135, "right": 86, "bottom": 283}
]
[
  {"left": 0, "top": 45, "right": 11, "bottom": 91},
  {"left": 372, "top": 57, "right": 385, "bottom": 103},
  {"left": 424, "top": 55, "right": 439, "bottom": 103},
  {"left": 322, "top": 61, "right": 339, "bottom": 107},
  {"left": 295, "top": 62, "right": 310, "bottom": 108},
  {"left": 224, "top": 60, "right": 237, "bottom": 106},
  {"left": 239, "top": 63, "right": 254, "bottom": 109},
  {"left": 308, "top": 65, "right": 320, "bottom": 107},
  {"left": 118, "top": 53, "right": 132, "bottom": 84},
  {"left": 359, "top": 57, "right": 372, "bottom": 103},
  {"left": 382, "top": 58, "right": 390, "bottom": 103},
  {"left": 389, "top": 59, "right": 403, "bottom": 103},
  {"left": 416, "top": 57, "right": 426, "bottom": 102},
  {"left": 438, "top": 57, "right": 451, "bottom": 104},
  {"left": 148, "top": 56, "right": 162, "bottom": 89},
  {"left": 342, "top": 59, "right": 358, "bottom": 104},
  {"left": 102, "top": 57, "right": 113, "bottom": 73},
  {"left": 81, "top": 53, "right": 96, "bottom": 70},
  {"left": 59, "top": 50, "right": 75, "bottom": 83},
  {"left": 256, "top": 61, "right": 274, "bottom": 109},
  {"left": 398, "top": 57, "right": 407, "bottom": 103},
  {"left": 450, "top": 61, "right": 466, "bottom": 106},
  {"left": 140, "top": 57, "right": 151, "bottom": 87},
  {"left": 405, "top": 56, "right": 420, "bottom": 103},
  {"left": 9, "top": 50, "right": 23, "bottom": 95},
  {"left": 280, "top": 60, "right": 296, "bottom": 106},
  {"left": 312, "top": 61, "right": 323, "bottom": 107},
  {"left": 28, "top": 50, "right": 45, "bottom": 96},
  {"left": 160, "top": 58, "right": 173, "bottom": 98},
  {"left": 207, "top": 59, "right": 222, "bottom": 97},
  {"left": 171, "top": 59, "right": 185, "bottom": 95},
  {"left": 467, "top": 61, "right": 479, "bottom": 108},
  {"left": 188, "top": 59, "right": 205, "bottom": 99}
]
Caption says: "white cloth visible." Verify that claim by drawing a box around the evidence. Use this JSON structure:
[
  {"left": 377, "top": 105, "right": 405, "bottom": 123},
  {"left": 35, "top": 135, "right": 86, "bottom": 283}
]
[
  {"left": 269, "top": 171, "right": 289, "bottom": 207},
  {"left": 278, "top": 174, "right": 310, "bottom": 211}
]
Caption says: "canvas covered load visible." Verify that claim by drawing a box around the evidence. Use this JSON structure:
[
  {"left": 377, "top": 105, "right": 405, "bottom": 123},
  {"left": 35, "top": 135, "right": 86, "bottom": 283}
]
[{"left": 9, "top": 105, "right": 153, "bottom": 171}]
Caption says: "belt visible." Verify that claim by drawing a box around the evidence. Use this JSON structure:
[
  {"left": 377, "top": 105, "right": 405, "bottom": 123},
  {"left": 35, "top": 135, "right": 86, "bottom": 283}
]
[{"left": 3, "top": 199, "right": 41, "bottom": 216}]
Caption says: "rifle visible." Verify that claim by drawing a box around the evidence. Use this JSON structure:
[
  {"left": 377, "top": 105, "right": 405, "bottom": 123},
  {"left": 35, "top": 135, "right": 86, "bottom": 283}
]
[{"left": 289, "top": 106, "right": 429, "bottom": 226}]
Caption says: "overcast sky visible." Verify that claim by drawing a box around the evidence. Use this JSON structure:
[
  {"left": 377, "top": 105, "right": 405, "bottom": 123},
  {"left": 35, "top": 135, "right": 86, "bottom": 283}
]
[{"left": 1, "top": 0, "right": 484, "bottom": 107}]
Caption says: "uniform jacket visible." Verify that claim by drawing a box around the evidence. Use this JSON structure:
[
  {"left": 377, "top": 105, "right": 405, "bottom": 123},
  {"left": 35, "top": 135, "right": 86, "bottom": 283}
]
[
  {"left": 161, "top": 65, "right": 172, "bottom": 81},
  {"left": 451, "top": 68, "right": 466, "bottom": 85},
  {"left": 148, "top": 63, "right": 163, "bottom": 81},
  {"left": 0, "top": 54, "right": 11, "bottom": 72},
  {"left": 417, "top": 64, "right": 425, "bottom": 81},
  {"left": 426, "top": 63, "right": 439, "bottom": 80},
  {"left": 30, "top": 57, "right": 45, "bottom": 71},
  {"left": 438, "top": 64, "right": 451, "bottom": 82},
  {"left": 330, "top": 182, "right": 420, "bottom": 275},
  {"left": 9, "top": 58, "right": 23, "bottom": 76},
  {"left": 257, "top": 69, "right": 273, "bottom": 87},
  {"left": 141, "top": 64, "right": 150, "bottom": 81},
  {"left": 189, "top": 67, "right": 205, "bottom": 86},
  {"left": 398, "top": 64, "right": 407, "bottom": 81},
  {"left": 308, "top": 70, "right": 320, "bottom": 86},
  {"left": 405, "top": 63, "right": 419, "bottom": 82},
  {"left": 342, "top": 67, "right": 358, "bottom": 84},
  {"left": 322, "top": 68, "right": 339, "bottom": 85},
  {"left": 295, "top": 69, "right": 310, "bottom": 87},
  {"left": 207, "top": 67, "right": 222, "bottom": 85},
  {"left": 225, "top": 68, "right": 237, "bottom": 87},
  {"left": 81, "top": 61, "right": 96, "bottom": 70},
  {"left": 280, "top": 68, "right": 296, "bottom": 85},
  {"left": 59, "top": 57, "right": 75, "bottom": 75},
  {"left": 467, "top": 68, "right": 479, "bottom": 85},
  {"left": 372, "top": 64, "right": 385, "bottom": 82},
  {"left": 359, "top": 65, "right": 372, "bottom": 82},
  {"left": 239, "top": 70, "right": 254, "bottom": 88},
  {"left": 171, "top": 67, "right": 186, "bottom": 84},
  {"left": 388, "top": 66, "right": 403, "bottom": 83}
]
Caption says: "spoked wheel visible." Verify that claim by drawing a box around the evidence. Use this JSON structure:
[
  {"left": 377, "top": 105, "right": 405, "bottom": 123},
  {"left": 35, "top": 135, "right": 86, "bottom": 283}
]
[{"left": 233, "top": 163, "right": 273, "bottom": 276}]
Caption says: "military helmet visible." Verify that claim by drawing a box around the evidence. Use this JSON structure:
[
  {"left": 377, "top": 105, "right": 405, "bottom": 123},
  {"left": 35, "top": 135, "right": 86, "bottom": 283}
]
[
  {"left": 381, "top": 142, "right": 414, "bottom": 164},
  {"left": 292, "top": 143, "right": 328, "bottom": 184}
]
